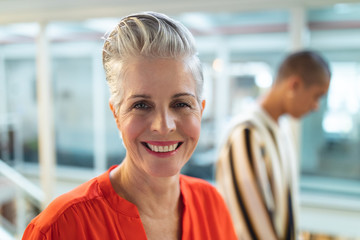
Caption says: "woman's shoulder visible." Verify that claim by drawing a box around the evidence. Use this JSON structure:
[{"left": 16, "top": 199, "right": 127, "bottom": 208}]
[{"left": 28, "top": 173, "right": 106, "bottom": 234}]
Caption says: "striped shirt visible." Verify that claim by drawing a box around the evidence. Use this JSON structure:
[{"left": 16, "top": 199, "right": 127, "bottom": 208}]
[{"left": 216, "top": 105, "right": 299, "bottom": 240}]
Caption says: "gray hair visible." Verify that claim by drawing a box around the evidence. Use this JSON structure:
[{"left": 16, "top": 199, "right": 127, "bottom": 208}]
[{"left": 103, "top": 12, "right": 203, "bottom": 114}]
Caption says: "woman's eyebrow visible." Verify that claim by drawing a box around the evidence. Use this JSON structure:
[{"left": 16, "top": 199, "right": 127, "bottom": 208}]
[
  {"left": 172, "top": 93, "right": 196, "bottom": 99},
  {"left": 127, "top": 93, "right": 195, "bottom": 100},
  {"left": 128, "top": 94, "right": 151, "bottom": 100}
]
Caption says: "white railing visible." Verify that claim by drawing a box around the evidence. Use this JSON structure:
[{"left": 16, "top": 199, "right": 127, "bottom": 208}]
[
  {"left": 0, "top": 159, "right": 45, "bottom": 239},
  {"left": 0, "top": 160, "right": 44, "bottom": 204}
]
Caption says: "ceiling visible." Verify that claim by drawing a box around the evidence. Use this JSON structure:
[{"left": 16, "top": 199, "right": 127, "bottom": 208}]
[
  {"left": 1, "top": 0, "right": 360, "bottom": 24},
  {"left": 1, "top": 0, "right": 360, "bottom": 45}
]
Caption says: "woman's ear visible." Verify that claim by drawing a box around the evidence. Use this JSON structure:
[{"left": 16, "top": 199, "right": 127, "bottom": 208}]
[
  {"left": 201, "top": 100, "right": 206, "bottom": 115},
  {"left": 109, "top": 101, "right": 121, "bottom": 129}
]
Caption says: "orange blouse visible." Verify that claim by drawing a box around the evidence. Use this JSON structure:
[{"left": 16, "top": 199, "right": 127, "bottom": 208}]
[{"left": 22, "top": 166, "right": 237, "bottom": 240}]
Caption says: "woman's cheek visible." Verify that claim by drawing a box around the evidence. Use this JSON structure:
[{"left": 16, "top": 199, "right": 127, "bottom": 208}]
[
  {"left": 121, "top": 116, "right": 147, "bottom": 142},
  {"left": 182, "top": 115, "right": 202, "bottom": 141}
]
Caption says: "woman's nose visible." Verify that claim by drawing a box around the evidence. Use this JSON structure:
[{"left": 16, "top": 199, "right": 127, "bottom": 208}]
[{"left": 150, "top": 110, "right": 176, "bottom": 134}]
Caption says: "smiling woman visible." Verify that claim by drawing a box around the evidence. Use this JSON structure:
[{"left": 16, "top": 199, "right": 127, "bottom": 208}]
[
  {"left": 22, "top": 11, "right": 237, "bottom": 240},
  {"left": 111, "top": 58, "right": 203, "bottom": 178}
]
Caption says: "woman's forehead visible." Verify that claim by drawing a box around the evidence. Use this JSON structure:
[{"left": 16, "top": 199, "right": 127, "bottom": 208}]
[
  {"left": 121, "top": 58, "right": 196, "bottom": 98},
  {"left": 124, "top": 58, "right": 193, "bottom": 82}
]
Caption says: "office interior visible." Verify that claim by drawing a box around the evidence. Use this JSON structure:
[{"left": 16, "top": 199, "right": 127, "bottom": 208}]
[{"left": 0, "top": 0, "right": 360, "bottom": 239}]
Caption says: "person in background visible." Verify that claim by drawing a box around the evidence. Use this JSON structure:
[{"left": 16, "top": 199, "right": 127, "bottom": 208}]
[
  {"left": 216, "top": 50, "right": 331, "bottom": 240},
  {"left": 22, "top": 12, "right": 237, "bottom": 240}
]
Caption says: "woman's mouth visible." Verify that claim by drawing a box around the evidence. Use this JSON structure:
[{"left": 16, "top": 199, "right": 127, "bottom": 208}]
[{"left": 142, "top": 142, "right": 183, "bottom": 153}]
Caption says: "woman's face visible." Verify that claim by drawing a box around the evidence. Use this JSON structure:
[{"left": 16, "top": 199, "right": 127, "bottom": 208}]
[{"left": 112, "top": 58, "right": 204, "bottom": 177}]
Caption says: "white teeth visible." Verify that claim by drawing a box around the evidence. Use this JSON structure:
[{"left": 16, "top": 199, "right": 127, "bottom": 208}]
[{"left": 146, "top": 143, "right": 178, "bottom": 153}]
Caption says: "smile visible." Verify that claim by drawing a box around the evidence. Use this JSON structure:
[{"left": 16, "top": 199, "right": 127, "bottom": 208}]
[{"left": 142, "top": 142, "right": 183, "bottom": 153}]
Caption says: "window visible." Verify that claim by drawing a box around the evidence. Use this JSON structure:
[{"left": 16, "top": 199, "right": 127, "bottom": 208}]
[{"left": 0, "top": 23, "right": 38, "bottom": 166}]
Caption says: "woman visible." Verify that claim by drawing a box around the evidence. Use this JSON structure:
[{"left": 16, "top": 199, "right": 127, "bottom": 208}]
[{"left": 22, "top": 12, "right": 237, "bottom": 240}]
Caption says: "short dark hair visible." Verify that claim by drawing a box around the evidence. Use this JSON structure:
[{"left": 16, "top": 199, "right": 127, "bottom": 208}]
[{"left": 275, "top": 50, "right": 331, "bottom": 86}]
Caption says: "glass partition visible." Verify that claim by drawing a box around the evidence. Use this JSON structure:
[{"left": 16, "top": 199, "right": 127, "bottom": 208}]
[
  {"left": 0, "top": 23, "right": 38, "bottom": 166},
  {"left": 301, "top": 3, "right": 360, "bottom": 190},
  {"left": 52, "top": 56, "right": 94, "bottom": 168}
]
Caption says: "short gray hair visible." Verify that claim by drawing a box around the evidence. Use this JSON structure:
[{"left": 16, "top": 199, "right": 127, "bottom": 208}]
[{"left": 103, "top": 12, "right": 203, "bottom": 114}]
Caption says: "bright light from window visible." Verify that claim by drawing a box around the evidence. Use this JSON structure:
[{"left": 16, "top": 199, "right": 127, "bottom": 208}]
[
  {"left": 255, "top": 71, "right": 273, "bottom": 88},
  {"left": 328, "top": 62, "right": 360, "bottom": 114},
  {"left": 212, "top": 58, "right": 223, "bottom": 72},
  {"left": 322, "top": 62, "right": 359, "bottom": 136},
  {"left": 322, "top": 111, "right": 353, "bottom": 134}
]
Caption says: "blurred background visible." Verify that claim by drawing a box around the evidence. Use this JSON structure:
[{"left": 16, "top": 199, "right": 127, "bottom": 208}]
[{"left": 0, "top": 0, "right": 360, "bottom": 239}]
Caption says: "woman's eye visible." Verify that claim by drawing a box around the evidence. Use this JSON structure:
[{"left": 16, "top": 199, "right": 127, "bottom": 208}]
[
  {"left": 174, "top": 102, "right": 191, "bottom": 108},
  {"left": 133, "top": 102, "right": 150, "bottom": 109}
]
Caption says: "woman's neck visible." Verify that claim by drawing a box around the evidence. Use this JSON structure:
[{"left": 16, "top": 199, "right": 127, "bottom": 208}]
[
  {"left": 110, "top": 160, "right": 181, "bottom": 217},
  {"left": 110, "top": 160, "right": 183, "bottom": 239}
]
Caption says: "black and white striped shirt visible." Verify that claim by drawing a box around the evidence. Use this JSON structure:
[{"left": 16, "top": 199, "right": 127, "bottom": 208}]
[{"left": 216, "top": 105, "right": 299, "bottom": 240}]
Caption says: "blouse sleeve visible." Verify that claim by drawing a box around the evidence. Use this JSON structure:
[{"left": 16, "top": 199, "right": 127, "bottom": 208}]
[{"left": 22, "top": 223, "right": 47, "bottom": 240}]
